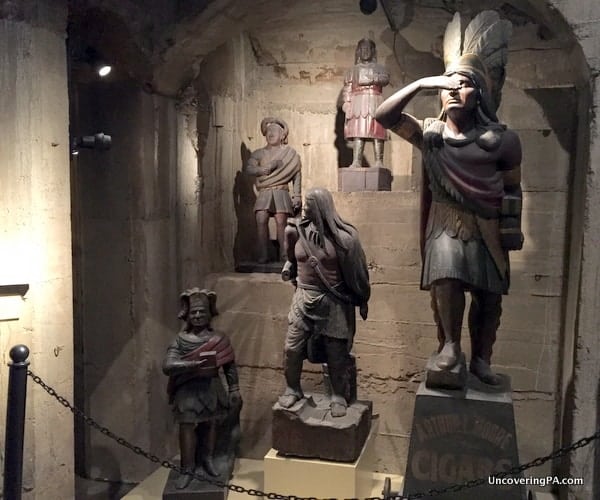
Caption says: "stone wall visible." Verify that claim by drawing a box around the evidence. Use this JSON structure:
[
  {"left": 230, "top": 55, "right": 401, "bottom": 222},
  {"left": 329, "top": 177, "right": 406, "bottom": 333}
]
[
  {"left": 0, "top": 1, "right": 73, "bottom": 498},
  {"left": 547, "top": 1, "right": 600, "bottom": 498},
  {"left": 71, "top": 79, "right": 180, "bottom": 481}
]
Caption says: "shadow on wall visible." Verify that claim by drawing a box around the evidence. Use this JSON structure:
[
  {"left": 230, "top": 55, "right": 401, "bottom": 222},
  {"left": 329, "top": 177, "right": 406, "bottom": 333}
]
[
  {"left": 595, "top": 379, "right": 600, "bottom": 498},
  {"left": 335, "top": 89, "right": 354, "bottom": 168},
  {"left": 560, "top": 375, "right": 575, "bottom": 496},
  {"left": 85, "top": 445, "right": 126, "bottom": 499},
  {"left": 233, "top": 143, "right": 258, "bottom": 265},
  {"left": 524, "top": 88, "right": 577, "bottom": 153}
]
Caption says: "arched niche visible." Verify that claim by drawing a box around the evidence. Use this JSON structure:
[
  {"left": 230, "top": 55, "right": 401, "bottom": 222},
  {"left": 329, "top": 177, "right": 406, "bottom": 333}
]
[{"left": 69, "top": 1, "right": 599, "bottom": 497}]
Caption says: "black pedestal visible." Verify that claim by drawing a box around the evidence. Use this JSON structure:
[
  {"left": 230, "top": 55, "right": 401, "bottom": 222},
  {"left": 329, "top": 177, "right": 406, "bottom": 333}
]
[
  {"left": 403, "top": 375, "right": 526, "bottom": 500},
  {"left": 162, "top": 468, "right": 226, "bottom": 500}
]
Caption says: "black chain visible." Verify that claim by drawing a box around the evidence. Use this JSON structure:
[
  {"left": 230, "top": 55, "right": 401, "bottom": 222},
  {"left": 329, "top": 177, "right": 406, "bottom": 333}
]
[{"left": 27, "top": 370, "right": 600, "bottom": 500}]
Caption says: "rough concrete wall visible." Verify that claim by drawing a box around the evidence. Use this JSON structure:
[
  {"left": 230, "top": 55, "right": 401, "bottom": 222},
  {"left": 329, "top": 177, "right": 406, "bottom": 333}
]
[
  {"left": 0, "top": 1, "right": 74, "bottom": 498},
  {"left": 72, "top": 80, "right": 180, "bottom": 482},
  {"left": 547, "top": 1, "right": 600, "bottom": 498},
  {"left": 174, "top": 0, "right": 587, "bottom": 483}
]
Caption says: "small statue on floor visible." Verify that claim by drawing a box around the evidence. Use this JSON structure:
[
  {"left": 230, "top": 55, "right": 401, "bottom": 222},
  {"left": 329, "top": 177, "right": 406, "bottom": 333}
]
[
  {"left": 163, "top": 288, "right": 242, "bottom": 489},
  {"left": 244, "top": 117, "right": 302, "bottom": 263},
  {"left": 279, "top": 187, "right": 370, "bottom": 417},
  {"left": 343, "top": 38, "right": 390, "bottom": 168}
]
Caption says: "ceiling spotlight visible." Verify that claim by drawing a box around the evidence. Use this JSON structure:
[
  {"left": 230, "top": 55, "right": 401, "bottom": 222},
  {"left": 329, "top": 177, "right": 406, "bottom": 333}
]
[
  {"left": 84, "top": 47, "right": 112, "bottom": 78},
  {"left": 71, "top": 132, "right": 112, "bottom": 155},
  {"left": 96, "top": 62, "right": 112, "bottom": 77},
  {"left": 359, "top": 0, "right": 378, "bottom": 15}
]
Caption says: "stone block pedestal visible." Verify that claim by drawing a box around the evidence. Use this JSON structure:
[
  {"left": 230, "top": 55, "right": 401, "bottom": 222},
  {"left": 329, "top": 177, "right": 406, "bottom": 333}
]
[
  {"left": 338, "top": 166, "right": 392, "bottom": 191},
  {"left": 272, "top": 393, "right": 372, "bottom": 462}
]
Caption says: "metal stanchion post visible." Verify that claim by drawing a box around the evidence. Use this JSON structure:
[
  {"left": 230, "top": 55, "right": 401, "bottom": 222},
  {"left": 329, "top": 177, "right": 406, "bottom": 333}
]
[{"left": 3, "top": 344, "right": 30, "bottom": 500}]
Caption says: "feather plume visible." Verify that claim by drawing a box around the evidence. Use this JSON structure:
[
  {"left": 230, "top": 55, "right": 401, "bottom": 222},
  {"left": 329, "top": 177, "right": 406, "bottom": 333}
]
[
  {"left": 443, "top": 13, "right": 462, "bottom": 69},
  {"left": 462, "top": 11, "right": 501, "bottom": 54},
  {"left": 462, "top": 11, "right": 512, "bottom": 110}
]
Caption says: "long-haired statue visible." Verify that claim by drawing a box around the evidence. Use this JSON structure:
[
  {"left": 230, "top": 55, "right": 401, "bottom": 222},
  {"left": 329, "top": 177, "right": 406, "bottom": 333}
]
[
  {"left": 279, "top": 187, "right": 370, "bottom": 417},
  {"left": 375, "top": 11, "right": 523, "bottom": 387}
]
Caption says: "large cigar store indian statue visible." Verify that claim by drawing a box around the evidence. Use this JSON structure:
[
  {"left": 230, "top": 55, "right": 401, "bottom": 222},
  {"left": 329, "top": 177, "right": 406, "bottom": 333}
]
[
  {"left": 244, "top": 117, "right": 302, "bottom": 264},
  {"left": 375, "top": 11, "right": 523, "bottom": 385}
]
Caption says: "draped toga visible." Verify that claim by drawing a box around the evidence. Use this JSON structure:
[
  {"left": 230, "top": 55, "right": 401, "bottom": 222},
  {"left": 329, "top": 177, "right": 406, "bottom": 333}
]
[{"left": 245, "top": 145, "right": 302, "bottom": 214}]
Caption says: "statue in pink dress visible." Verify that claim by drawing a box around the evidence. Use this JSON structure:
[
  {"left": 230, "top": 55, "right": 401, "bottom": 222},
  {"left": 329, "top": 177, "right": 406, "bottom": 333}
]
[{"left": 343, "top": 38, "right": 390, "bottom": 168}]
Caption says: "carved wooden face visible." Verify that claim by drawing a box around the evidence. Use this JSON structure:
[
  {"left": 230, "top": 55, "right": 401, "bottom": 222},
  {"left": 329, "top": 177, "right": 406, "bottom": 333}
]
[
  {"left": 188, "top": 299, "right": 211, "bottom": 329},
  {"left": 265, "top": 123, "right": 284, "bottom": 146},
  {"left": 357, "top": 41, "right": 374, "bottom": 62},
  {"left": 440, "top": 73, "right": 479, "bottom": 115}
]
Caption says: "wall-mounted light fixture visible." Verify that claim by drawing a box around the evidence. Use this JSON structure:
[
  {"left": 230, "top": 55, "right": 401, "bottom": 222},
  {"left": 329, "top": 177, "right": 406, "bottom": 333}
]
[
  {"left": 71, "top": 132, "right": 112, "bottom": 156},
  {"left": 0, "top": 284, "right": 29, "bottom": 322}
]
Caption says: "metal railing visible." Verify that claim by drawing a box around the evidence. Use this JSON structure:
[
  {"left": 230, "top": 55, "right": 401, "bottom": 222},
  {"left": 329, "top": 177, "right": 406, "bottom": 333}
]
[
  {"left": 3, "top": 345, "right": 30, "bottom": 500},
  {"left": 4, "top": 344, "right": 600, "bottom": 500}
]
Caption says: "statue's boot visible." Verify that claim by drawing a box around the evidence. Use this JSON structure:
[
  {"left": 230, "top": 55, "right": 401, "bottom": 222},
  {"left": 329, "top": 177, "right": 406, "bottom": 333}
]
[
  {"left": 431, "top": 289, "right": 445, "bottom": 353},
  {"left": 275, "top": 213, "right": 288, "bottom": 262},
  {"left": 374, "top": 139, "right": 384, "bottom": 169},
  {"left": 177, "top": 423, "right": 196, "bottom": 489},
  {"left": 350, "top": 138, "right": 364, "bottom": 168},
  {"left": 469, "top": 290, "right": 502, "bottom": 385},
  {"left": 325, "top": 337, "right": 349, "bottom": 418},
  {"left": 330, "top": 394, "right": 348, "bottom": 418},
  {"left": 256, "top": 210, "right": 270, "bottom": 264},
  {"left": 278, "top": 349, "right": 304, "bottom": 408},
  {"left": 201, "top": 457, "right": 219, "bottom": 477},
  {"left": 436, "top": 341, "right": 461, "bottom": 370},
  {"left": 200, "top": 423, "right": 219, "bottom": 477},
  {"left": 470, "top": 357, "right": 501, "bottom": 385},
  {"left": 431, "top": 279, "right": 465, "bottom": 370},
  {"left": 176, "top": 468, "right": 194, "bottom": 489}
]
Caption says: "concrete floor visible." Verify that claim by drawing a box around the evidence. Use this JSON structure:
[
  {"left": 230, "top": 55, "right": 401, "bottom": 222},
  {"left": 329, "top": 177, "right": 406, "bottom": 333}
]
[{"left": 75, "top": 475, "right": 136, "bottom": 500}]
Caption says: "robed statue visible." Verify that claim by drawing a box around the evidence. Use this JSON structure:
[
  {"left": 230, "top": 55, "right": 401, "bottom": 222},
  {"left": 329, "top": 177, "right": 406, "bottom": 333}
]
[{"left": 244, "top": 117, "right": 302, "bottom": 263}]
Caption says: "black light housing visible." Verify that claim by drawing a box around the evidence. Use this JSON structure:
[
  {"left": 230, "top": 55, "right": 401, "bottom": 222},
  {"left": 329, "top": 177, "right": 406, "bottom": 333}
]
[
  {"left": 71, "top": 133, "right": 112, "bottom": 155},
  {"left": 359, "top": 0, "right": 378, "bottom": 15}
]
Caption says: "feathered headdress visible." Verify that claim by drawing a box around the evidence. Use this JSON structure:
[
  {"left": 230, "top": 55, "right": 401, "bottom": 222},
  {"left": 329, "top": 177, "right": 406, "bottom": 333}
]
[{"left": 443, "top": 11, "right": 512, "bottom": 122}]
